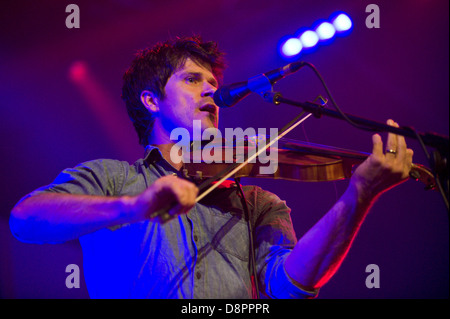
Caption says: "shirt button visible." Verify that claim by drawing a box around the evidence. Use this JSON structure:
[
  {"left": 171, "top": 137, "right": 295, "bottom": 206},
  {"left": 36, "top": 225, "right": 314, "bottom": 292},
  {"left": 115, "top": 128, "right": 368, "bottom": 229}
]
[
  {"left": 196, "top": 272, "right": 201, "bottom": 279},
  {"left": 193, "top": 235, "right": 198, "bottom": 242}
]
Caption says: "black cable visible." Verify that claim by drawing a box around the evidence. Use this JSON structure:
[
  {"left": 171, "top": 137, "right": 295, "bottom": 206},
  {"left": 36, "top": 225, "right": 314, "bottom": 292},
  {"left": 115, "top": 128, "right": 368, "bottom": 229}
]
[
  {"left": 302, "top": 62, "right": 449, "bottom": 213},
  {"left": 408, "top": 126, "right": 431, "bottom": 161},
  {"left": 407, "top": 126, "right": 448, "bottom": 213},
  {"left": 234, "top": 177, "right": 260, "bottom": 299},
  {"left": 301, "top": 62, "right": 380, "bottom": 133}
]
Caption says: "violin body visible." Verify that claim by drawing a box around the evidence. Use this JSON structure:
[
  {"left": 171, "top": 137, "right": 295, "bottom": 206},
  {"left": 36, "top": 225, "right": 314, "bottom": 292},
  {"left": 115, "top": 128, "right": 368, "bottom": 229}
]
[{"left": 182, "top": 139, "right": 437, "bottom": 190}]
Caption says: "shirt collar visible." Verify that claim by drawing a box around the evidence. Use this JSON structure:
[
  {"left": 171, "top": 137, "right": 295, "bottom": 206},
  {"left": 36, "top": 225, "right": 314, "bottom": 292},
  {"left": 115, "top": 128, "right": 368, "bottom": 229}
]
[
  {"left": 143, "top": 145, "right": 164, "bottom": 163},
  {"left": 143, "top": 144, "right": 236, "bottom": 189}
]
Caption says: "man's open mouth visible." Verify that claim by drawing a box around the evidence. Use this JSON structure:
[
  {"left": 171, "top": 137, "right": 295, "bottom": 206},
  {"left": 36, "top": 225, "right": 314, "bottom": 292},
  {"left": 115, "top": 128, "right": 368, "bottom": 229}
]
[{"left": 199, "top": 104, "right": 217, "bottom": 115}]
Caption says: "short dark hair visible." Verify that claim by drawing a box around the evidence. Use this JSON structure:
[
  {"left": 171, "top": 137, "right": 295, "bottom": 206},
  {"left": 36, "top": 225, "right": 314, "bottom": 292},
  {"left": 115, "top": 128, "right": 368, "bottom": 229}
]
[{"left": 121, "top": 35, "right": 226, "bottom": 147}]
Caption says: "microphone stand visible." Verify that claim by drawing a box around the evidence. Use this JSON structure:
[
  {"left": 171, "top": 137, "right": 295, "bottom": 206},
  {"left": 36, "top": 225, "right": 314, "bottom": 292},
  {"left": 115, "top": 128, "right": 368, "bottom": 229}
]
[{"left": 263, "top": 91, "right": 449, "bottom": 214}]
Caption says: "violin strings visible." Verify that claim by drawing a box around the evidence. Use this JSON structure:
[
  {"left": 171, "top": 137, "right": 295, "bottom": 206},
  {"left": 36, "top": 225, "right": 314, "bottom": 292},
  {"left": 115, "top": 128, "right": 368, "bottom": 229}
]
[{"left": 195, "top": 113, "right": 314, "bottom": 202}]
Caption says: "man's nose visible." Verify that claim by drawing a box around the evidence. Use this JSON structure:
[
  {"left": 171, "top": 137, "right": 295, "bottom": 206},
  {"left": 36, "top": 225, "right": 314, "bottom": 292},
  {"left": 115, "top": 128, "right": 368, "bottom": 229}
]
[{"left": 201, "top": 81, "right": 217, "bottom": 98}]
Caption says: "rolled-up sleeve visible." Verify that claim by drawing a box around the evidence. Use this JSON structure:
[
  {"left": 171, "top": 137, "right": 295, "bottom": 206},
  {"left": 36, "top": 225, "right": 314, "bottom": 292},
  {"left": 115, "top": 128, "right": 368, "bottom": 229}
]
[
  {"left": 16, "top": 159, "right": 126, "bottom": 204},
  {"left": 266, "top": 254, "right": 319, "bottom": 298},
  {"left": 251, "top": 186, "right": 319, "bottom": 299}
]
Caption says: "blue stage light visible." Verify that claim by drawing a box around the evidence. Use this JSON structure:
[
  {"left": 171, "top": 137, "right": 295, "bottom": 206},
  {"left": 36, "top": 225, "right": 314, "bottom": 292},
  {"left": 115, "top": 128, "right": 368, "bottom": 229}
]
[
  {"left": 281, "top": 37, "right": 303, "bottom": 57},
  {"left": 332, "top": 13, "right": 352, "bottom": 32},
  {"left": 278, "top": 11, "right": 352, "bottom": 59},
  {"left": 315, "top": 21, "right": 336, "bottom": 40},
  {"left": 299, "top": 30, "right": 319, "bottom": 48}
]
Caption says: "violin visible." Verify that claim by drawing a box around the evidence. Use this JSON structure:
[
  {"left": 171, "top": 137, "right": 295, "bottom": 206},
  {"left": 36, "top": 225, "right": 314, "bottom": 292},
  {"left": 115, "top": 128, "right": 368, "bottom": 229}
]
[
  {"left": 180, "top": 138, "right": 437, "bottom": 202},
  {"left": 150, "top": 137, "right": 436, "bottom": 223},
  {"left": 151, "top": 106, "right": 440, "bottom": 222}
]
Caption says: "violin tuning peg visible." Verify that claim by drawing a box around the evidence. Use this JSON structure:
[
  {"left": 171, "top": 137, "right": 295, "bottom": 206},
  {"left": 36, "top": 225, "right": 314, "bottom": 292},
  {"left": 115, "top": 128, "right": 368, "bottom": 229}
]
[{"left": 195, "top": 171, "right": 203, "bottom": 181}]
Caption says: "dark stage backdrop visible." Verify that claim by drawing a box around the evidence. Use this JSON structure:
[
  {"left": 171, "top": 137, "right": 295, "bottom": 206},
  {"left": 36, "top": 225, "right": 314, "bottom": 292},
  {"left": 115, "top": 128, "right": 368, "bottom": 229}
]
[{"left": 1, "top": 0, "right": 448, "bottom": 299}]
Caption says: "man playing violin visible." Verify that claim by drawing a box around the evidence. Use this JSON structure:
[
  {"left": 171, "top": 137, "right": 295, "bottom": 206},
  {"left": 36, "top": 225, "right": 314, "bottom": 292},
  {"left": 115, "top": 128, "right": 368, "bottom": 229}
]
[{"left": 9, "top": 36, "right": 413, "bottom": 298}]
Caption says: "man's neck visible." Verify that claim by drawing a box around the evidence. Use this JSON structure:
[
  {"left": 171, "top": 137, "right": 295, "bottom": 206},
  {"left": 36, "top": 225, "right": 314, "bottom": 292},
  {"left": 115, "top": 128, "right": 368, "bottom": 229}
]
[
  {"left": 148, "top": 136, "right": 183, "bottom": 171},
  {"left": 147, "top": 120, "right": 184, "bottom": 170}
]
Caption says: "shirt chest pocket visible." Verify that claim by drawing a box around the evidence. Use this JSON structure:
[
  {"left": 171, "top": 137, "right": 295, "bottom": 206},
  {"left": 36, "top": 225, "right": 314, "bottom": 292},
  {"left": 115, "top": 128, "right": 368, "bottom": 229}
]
[{"left": 209, "top": 212, "right": 250, "bottom": 262}]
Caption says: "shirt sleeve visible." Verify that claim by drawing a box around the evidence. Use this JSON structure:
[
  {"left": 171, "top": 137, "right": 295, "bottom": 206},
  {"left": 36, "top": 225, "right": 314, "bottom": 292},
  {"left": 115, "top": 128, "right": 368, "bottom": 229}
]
[
  {"left": 16, "top": 159, "right": 126, "bottom": 204},
  {"left": 265, "top": 254, "right": 319, "bottom": 299},
  {"left": 251, "top": 186, "right": 319, "bottom": 299}
]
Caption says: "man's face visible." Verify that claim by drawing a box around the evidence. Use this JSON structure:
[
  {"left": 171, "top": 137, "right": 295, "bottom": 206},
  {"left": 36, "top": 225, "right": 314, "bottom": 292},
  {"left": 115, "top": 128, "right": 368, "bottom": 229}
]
[{"left": 157, "top": 58, "right": 219, "bottom": 135}]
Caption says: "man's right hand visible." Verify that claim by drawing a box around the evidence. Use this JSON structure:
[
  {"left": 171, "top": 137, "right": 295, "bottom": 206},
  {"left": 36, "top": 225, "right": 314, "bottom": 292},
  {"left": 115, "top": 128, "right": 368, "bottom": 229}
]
[
  {"left": 129, "top": 175, "right": 199, "bottom": 223},
  {"left": 10, "top": 175, "right": 198, "bottom": 244}
]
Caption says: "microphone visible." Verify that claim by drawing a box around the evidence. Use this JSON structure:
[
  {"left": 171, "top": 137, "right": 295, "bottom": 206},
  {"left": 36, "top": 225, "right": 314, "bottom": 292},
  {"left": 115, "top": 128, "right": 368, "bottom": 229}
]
[{"left": 213, "top": 61, "right": 305, "bottom": 108}]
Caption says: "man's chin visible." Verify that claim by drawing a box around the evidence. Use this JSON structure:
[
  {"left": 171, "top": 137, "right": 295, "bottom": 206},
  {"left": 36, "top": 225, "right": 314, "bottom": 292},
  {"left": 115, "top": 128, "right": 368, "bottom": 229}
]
[{"left": 199, "top": 115, "right": 219, "bottom": 131}]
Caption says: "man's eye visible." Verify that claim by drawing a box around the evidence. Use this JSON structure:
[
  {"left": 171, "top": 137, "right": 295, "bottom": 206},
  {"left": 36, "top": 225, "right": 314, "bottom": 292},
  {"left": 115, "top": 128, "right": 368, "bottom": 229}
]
[{"left": 186, "top": 77, "right": 199, "bottom": 84}]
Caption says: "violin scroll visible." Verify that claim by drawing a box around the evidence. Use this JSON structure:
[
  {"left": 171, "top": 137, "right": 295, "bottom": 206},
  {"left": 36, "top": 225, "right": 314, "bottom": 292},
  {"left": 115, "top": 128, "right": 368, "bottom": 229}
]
[{"left": 410, "top": 163, "right": 436, "bottom": 190}]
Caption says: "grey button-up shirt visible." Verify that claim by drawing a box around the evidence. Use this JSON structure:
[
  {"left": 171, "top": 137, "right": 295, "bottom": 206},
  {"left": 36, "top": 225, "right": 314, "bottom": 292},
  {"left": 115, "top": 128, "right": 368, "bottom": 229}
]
[{"left": 20, "top": 146, "right": 317, "bottom": 299}]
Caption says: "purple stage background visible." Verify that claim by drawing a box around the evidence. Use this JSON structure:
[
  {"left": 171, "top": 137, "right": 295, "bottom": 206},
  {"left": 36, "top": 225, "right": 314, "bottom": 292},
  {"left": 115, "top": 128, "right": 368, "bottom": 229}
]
[{"left": 0, "top": 0, "right": 448, "bottom": 299}]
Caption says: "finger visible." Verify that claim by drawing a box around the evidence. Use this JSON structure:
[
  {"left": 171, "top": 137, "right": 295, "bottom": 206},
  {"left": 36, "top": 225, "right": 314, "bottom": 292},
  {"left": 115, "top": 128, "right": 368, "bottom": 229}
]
[
  {"left": 402, "top": 148, "right": 414, "bottom": 178},
  {"left": 156, "top": 176, "right": 197, "bottom": 209},
  {"left": 385, "top": 119, "right": 398, "bottom": 160},
  {"left": 171, "top": 180, "right": 198, "bottom": 206},
  {"left": 372, "top": 133, "right": 384, "bottom": 159},
  {"left": 183, "top": 182, "right": 199, "bottom": 206}
]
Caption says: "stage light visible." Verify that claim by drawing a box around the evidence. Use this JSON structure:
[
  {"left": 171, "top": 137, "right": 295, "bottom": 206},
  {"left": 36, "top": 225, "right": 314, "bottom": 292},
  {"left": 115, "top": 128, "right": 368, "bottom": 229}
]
[
  {"left": 281, "top": 38, "right": 303, "bottom": 57},
  {"left": 68, "top": 60, "right": 88, "bottom": 82},
  {"left": 332, "top": 13, "right": 352, "bottom": 32},
  {"left": 278, "top": 11, "right": 352, "bottom": 59},
  {"left": 299, "top": 30, "right": 319, "bottom": 48},
  {"left": 315, "top": 22, "right": 336, "bottom": 40}
]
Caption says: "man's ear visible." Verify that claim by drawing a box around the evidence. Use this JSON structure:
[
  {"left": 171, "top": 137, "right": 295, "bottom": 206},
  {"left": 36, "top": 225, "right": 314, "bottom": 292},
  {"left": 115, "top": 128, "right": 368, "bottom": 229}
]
[{"left": 140, "top": 90, "right": 159, "bottom": 113}]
